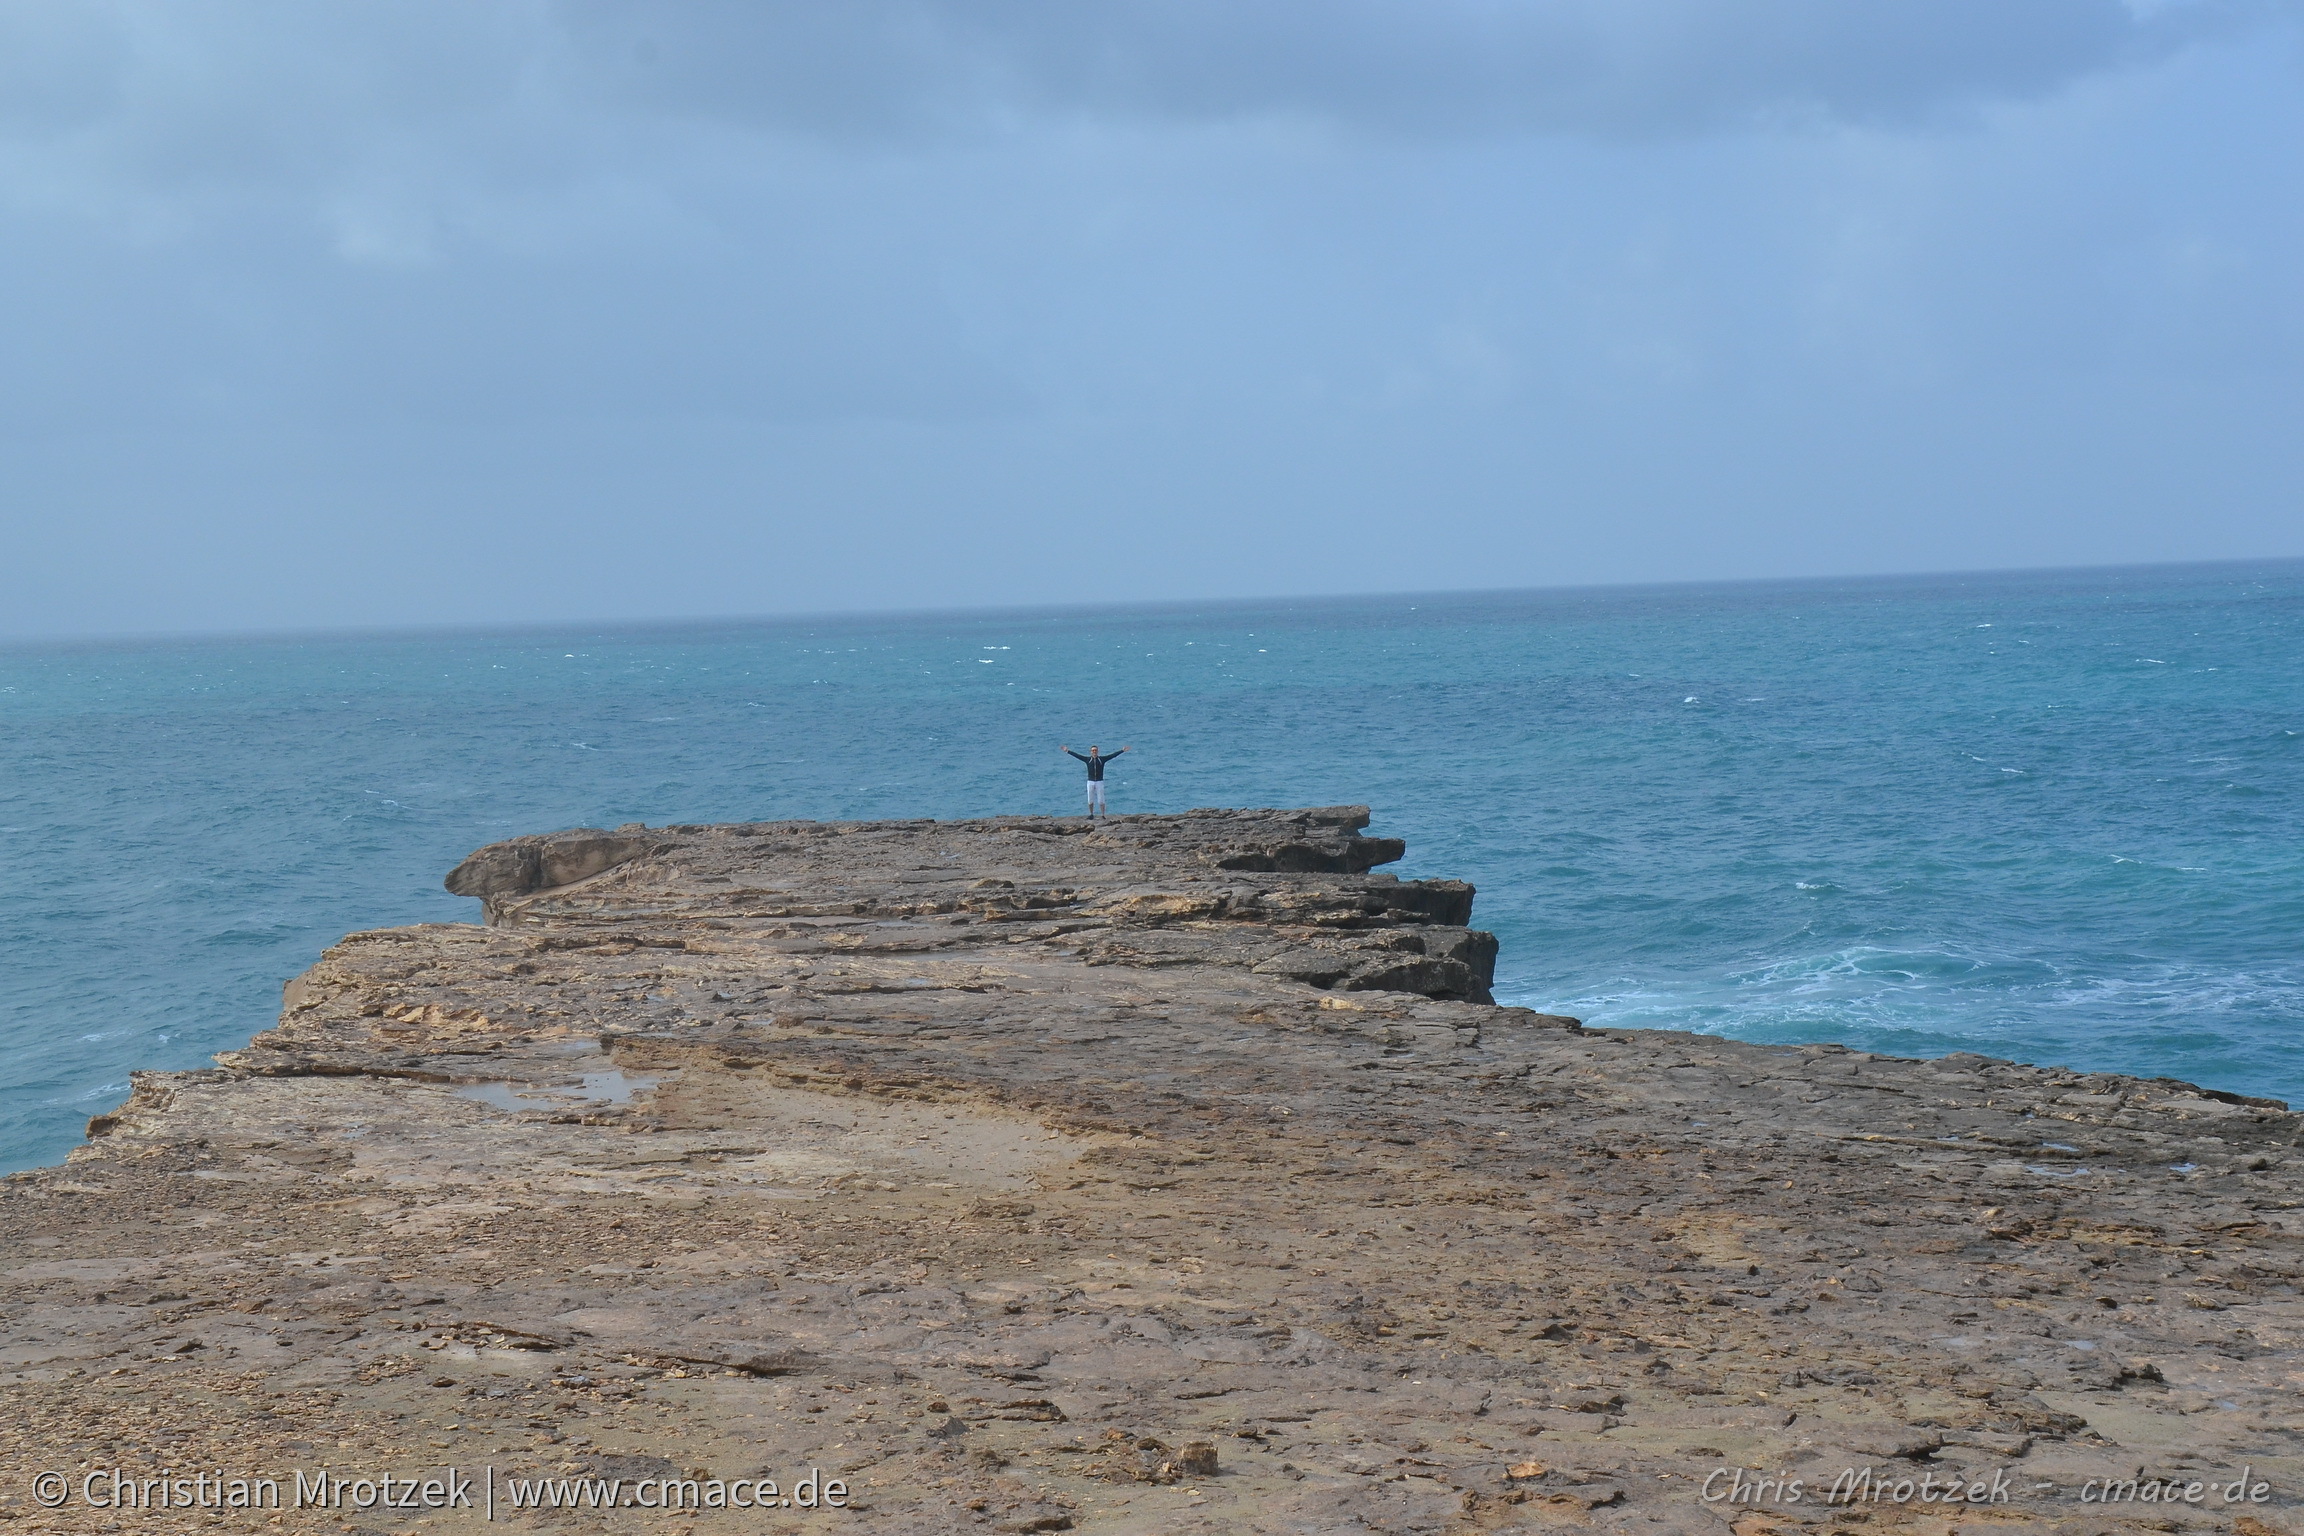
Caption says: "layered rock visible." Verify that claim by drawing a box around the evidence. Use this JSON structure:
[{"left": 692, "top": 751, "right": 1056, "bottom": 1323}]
[{"left": 2, "top": 808, "right": 2299, "bottom": 1535}]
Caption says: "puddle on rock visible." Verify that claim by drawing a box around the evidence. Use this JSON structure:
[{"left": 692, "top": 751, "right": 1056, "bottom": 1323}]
[{"left": 457, "top": 1069, "right": 660, "bottom": 1113}]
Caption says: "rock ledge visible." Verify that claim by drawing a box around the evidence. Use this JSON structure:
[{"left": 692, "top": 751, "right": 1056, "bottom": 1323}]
[{"left": 4, "top": 808, "right": 2298, "bottom": 1535}]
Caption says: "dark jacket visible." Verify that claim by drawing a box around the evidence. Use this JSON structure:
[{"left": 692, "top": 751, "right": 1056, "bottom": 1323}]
[{"left": 1066, "top": 748, "right": 1125, "bottom": 781}]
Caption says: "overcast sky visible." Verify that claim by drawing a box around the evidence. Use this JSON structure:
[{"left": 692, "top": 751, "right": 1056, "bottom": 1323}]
[{"left": 4, "top": 1, "right": 2301, "bottom": 641}]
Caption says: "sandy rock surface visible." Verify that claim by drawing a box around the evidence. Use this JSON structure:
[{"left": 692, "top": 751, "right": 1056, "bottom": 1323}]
[{"left": 3, "top": 807, "right": 2300, "bottom": 1535}]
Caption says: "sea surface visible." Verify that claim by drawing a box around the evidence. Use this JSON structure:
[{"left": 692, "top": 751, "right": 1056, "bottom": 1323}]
[{"left": 3, "top": 562, "right": 2300, "bottom": 1172}]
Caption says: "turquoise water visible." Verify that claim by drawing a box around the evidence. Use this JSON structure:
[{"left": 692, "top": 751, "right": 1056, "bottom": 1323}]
[{"left": 3, "top": 561, "right": 2300, "bottom": 1172}]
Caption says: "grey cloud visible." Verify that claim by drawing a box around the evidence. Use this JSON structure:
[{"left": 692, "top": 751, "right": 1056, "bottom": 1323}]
[
  {"left": 564, "top": 0, "right": 2276, "bottom": 139},
  {"left": 7, "top": 1, "right": 2278, "bottom": 197},
  {"left": 0, "top": 0, "right": 2276, "bottom": 270},
  {"left": 0, "top": 0, "right": 2297, "bottom": 642},
  {"left": 1, "top": 4, "right": 557, "bottom": 200}
]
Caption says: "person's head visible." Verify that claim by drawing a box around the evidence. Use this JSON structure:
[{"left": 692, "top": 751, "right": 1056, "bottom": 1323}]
[{"left": 1089, "top": 744, "right": 1100, "bottom": 755}]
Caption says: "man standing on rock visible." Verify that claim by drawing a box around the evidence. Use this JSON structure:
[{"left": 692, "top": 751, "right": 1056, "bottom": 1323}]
[{"left": 1061, "top": 743, "right": 1129, "bottom": 818}]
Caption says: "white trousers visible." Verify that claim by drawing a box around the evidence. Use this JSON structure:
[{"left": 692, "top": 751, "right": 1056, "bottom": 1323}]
[{"left": 1085, "top": 780, "right": 1107, "bottom": 810}]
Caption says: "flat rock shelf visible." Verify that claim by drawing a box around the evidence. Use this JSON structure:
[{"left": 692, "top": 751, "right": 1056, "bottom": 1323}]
[{"left": 4, "top": 808, "right": 2299, "bottom": 1535}]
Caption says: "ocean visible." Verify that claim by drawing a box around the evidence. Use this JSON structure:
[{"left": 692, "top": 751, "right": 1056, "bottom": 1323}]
[{"left": 3, "top": 561, "right": 2300, "bottom": 1173}]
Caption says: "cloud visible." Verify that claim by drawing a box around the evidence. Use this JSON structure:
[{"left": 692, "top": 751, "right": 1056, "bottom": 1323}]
[
  {"left": 563, "top": 0, "right": 2279, "bottom": 139},
  {"left": 1, "top": 0, "right": 2298, "bottom": 646},
  {"left": 3, "top": 1, "right": 2281, "bottom": 197},
  {"left": 1, "top": 0, "right": 2282, "bottom": 284},
  {"left": 2, "top": 0, "right": 2270, "bottom": 277}
]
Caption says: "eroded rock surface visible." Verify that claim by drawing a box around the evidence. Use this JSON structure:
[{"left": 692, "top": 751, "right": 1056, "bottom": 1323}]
[{"left": 4, "top": 807, "right": 2300, "bottom": 1535}]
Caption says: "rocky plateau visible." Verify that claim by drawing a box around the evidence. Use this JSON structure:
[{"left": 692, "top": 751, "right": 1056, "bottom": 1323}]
[{"left": 3, "top": 807, "right": 2300, "bottom": 1536}]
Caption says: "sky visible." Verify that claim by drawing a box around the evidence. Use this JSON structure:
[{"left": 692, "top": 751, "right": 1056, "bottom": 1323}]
[{"left": 3, "top": 0, "right": 2302, "bottom": 641}]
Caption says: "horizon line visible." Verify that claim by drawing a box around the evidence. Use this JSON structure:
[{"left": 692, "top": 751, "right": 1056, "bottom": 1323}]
[{"left": 6, "top": 551, "right": 2301, "bottom": 655}]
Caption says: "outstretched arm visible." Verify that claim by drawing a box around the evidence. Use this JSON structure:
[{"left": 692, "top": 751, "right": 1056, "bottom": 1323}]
[
  {"left": 1112, "top": 745, "right": 1131, "bottom": 757},
  {"left": 1063, "top": 748, "right": 1090, "bottom": 764}
]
